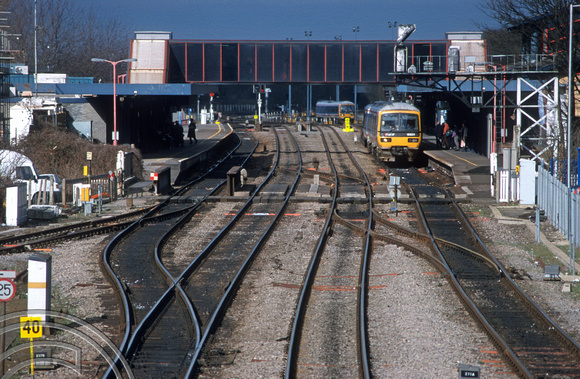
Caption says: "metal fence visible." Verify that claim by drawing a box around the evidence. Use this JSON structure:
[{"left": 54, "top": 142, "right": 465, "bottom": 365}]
[
  {"left": 550, "top": 148, "right": 580, "bottom": 188},
  {"left": 537, "top": 166, "right": 580, "bottom": 247}
]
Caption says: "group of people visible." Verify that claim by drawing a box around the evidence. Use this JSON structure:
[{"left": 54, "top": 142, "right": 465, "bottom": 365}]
[
  {"left": 156, "top": 120, "right": 198, "bottom": 150},
  {"left": 435, "top": 121, "right": 468, "bottom": 151}
]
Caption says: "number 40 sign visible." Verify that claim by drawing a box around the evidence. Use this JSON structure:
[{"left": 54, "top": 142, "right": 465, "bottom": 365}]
[{"left": 20, "top": 317, "right": 43, "bottom": 339}]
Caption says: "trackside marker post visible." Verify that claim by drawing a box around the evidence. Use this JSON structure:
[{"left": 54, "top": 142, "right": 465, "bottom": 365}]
[
  {"left": 20, "top": 316, "right": 42, "bottom": 375},
  {"left": 0, "top": 271, "right": 16, "bottom": 376}
]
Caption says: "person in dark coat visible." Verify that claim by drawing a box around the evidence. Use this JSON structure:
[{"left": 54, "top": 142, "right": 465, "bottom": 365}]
[
  {"left": 172, "top": 121, "right": 184, "bottom": 148},
  {"left": 188, "top": 120, "right": 197, "bottom": 144},
  {"left": 453, "top": 124, "right": 462, "bottom": 151},
  {"left": 442, "top": 122, "right": 451, "bottom": 149},
  {"left": 460, "top": 122, "right": 468, "bottom": 151},
  {"left": 434, "top": 122, "right": 443, "bottom": 149}
]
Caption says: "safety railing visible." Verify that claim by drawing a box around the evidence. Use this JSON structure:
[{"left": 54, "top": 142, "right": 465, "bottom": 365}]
[
  {"left": 406, "top": 53, "right": 558, "bottom": 74},
  {"left": 537, "top": 166, "right": 580, "bottom": 248}
]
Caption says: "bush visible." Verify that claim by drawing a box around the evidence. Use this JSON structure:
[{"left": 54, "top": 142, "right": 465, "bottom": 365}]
[
  {"left": 0, "top": 124, "right": 143, "bottom": 221},
  {"left": 16, "top": 125, "right": 143, "bottom": 180}
]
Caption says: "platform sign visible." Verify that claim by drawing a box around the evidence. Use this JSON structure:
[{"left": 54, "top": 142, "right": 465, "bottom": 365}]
[
  {"left": 458, "top": 364, "right": 480, "bottom": 378},
  {"left": 0, "top": 279, "right": 15, "bottom": 301},
  {"left": 0, "top": 270, "right": 16, "bottom": 279}
]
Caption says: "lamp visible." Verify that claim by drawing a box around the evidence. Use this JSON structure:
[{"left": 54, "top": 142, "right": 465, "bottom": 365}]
[{"left": 91, "top": 58, "right": 137, "bottom": 146}]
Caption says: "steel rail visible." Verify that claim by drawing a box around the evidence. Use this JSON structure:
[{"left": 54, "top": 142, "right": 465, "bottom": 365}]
[
  {"left": 332, "top": 211, "right": 448, "bottom": 273},
  {"left": 122, "top": 128, "right": 260, "bottom": 365},
  {"left": 414, "top": 166, "right": 580, "bottom": 365},
  {"left": 285, "top": 126, "right": 339, "bottom": 378},
  {"left": 103, "top": 125, "right": 248, "bottom": 378},
  {"left": 0, "top": 207, "right": 153, "bottom": 253},
  {"left": 408, "top": 185, "right": 532, "bottom": 377},
  {"left": 441, "top": 186, "right": 580, "bottom": 362},
  {"left": 371, "top": 210, "right": 501, "bottom": 274},
  {"left": 186, "top": 125, "right": 303, "bottom": 377},
  {"left": 324, "top": 126, "right": 373, "bottom": 379}
]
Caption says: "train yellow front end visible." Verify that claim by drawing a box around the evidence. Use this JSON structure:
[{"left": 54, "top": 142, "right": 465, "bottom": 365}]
[{"left": 362, "top": 101, "right": 422, "bottom": 163}]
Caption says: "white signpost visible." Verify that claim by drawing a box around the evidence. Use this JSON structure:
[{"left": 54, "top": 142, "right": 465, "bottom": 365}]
[{"left": 0, "top": 270, "right": 16, "bottom": 374}]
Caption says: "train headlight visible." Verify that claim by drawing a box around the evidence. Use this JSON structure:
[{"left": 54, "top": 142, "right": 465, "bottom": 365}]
[
  {"left": 381, "top": 138, "right": 391, "bottom": 142},
  {"left": 408, "top": 138, "right": 419, "bottom": 143}
]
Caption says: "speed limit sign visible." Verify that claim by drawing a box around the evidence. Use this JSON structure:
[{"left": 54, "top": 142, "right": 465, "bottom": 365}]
[{"left": 0, "top": 278, "right": 15, "bottom": 301}]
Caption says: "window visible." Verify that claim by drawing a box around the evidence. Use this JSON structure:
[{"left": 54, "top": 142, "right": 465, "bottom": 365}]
[{"left": 380, "top": 112, "right": 419, "bottom": 132}]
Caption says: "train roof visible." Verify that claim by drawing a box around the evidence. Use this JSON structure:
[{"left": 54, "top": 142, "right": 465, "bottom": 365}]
[
  {"left": 364, "top": 101, "right": 420, "bottom": 113},
  {"left": 315, "top": 100, "right": 355, "bottom": 106}
]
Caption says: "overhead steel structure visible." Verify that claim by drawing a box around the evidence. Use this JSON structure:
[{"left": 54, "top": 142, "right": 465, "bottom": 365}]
[{"left": 395, "top": 56, "right": 561, "bottom": 162}]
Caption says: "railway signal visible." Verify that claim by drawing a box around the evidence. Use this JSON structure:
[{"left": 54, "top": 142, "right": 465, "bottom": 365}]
[{"left": 253, "top": 84, "right": 265, "bottom": 94}]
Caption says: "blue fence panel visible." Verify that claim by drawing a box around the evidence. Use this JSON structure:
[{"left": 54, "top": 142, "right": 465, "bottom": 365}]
[
  {"left": 550, "top": 148, "right": 579, "bottom": 188},
  {"left": 538, "top": 166, "right": 580, "bottom": 248}
]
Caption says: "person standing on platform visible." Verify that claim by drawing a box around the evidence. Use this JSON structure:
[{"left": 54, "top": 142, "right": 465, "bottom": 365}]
[
  {"left": 434, "top": 122, "right": 443, "bottom": 149},
  {"left": 453, "top": 124, "right": 463, "bottom": 151},
  {"left": 188, "top": 119, "right": 198, "bottom": 144},
  {"left": 442, "top": 122, "right": 451, "bottom": 149},
  {"left": 173, "top": 121, "right": 184, "bottom": 148},
  {"left": 460, "top": 122, "right": 468, "bottom": 151}
]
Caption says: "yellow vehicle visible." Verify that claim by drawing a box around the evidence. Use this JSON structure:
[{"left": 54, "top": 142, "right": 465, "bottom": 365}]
[
  {"left": 315, "top": 100, "right": 355, "bottom": 123},
  {"left": 361, "top": 101, "right": 422, "bottom": 162}
]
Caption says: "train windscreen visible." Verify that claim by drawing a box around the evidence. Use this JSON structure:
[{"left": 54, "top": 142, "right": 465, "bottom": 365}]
[
  {"left": 380, "top": 113, "right": 419, "bottom": 133},
  {"left": 340, "top": 104, "right": 355, "bottom": 114}
]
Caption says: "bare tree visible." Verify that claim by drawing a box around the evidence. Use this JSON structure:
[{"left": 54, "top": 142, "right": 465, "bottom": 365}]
[
  {"left": 479, "top": 0, "right": 580, "bottom": 164},
  {"left": 6, "top": 0, "right": 130, "bottom": 80}
]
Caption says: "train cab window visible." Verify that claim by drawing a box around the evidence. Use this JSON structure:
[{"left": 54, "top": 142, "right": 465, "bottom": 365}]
[
  {"left": 341, "top": 104, "right": 355, "bottom": 114},
  {"left": 381, "top": 113, "right": 419, "bottom": 132},
  {"left": 401, "top": 114, "right": 419, "bottom": 132},
  {"left": 380, "top": 114, "right": 398, "bottom": 132}
]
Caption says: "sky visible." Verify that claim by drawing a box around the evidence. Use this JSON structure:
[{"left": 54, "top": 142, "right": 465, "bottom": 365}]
[{"left": 96, "top": 0, "right": 499, "bottom": 41}]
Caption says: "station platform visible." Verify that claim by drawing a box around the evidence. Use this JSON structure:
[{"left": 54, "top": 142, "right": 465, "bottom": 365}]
[
  {"left": 136, "top": 122, "right": 234, "bottom": 190},
  {"left": 423, "top": 148, "right": 493, "bottom": 202},
  {"left": 144, "top": 122, "right": 234, "bottom": 182}
]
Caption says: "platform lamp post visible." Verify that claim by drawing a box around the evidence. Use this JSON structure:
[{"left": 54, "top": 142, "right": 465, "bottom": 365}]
[
  {"left": 91, "top": 58, "right": 137, "bottom": 146},
  {"left": 568, "top": 4, "right": 577, "bottom": 276},
  {"left": 388, "top": 21, "right": 397, "bottom": 40}
]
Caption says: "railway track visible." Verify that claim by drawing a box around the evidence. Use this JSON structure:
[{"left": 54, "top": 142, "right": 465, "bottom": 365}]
[
  {"left": 286, "top": 125, "right": 373, "bottom": 378},
  {"left": 98, "top": 125, "right": 256, "bottom": 377},
  {"left": 5, "top": 122, "right": 580, "bottom": 377},
  {"left": 0, "top": 207, "right": 153, "bottom": 254},
  {"left": 102, "top": 125, "right": 305, "bottom": 377},
  {"left": 391, "top": 167, "right": 580, "bottom": 378},
  {"left": 185, "top": 125, "right": 302, "bottom": 375}
]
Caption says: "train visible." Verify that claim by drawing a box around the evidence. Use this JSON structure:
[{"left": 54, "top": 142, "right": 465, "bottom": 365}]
[
  {"left": 315, "top": 100, "right": 355, "bottom": 123},
  {"left": 361, "top": 101, "right": 422, "bottom": 163}
]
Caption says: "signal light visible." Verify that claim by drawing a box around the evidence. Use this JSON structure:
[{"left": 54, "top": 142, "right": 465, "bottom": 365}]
[{"left": 253, "top": 84, "right": 266, "bottom": 93}]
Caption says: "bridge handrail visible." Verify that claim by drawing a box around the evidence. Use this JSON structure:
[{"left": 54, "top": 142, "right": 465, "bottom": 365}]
[{"left": 406, "top": 53, "right": 558, "bottom": 74}]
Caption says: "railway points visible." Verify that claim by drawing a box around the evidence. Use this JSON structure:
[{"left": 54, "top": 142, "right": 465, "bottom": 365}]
[{"left": 1, "top": 121, "right": 579, "bottom": 377}]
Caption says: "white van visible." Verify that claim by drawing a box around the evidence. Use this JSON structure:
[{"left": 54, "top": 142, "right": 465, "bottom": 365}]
[
  {"left": 38, "top": 174, "right": 63, "bottom": 202},
  {"left": 0, "top": 150, "right": 59, "bottom": 204}
]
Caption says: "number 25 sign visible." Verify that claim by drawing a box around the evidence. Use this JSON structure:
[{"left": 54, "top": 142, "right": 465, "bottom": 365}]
[{"left": 0, "top": 278, "right": 15, "bottom": 301}]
